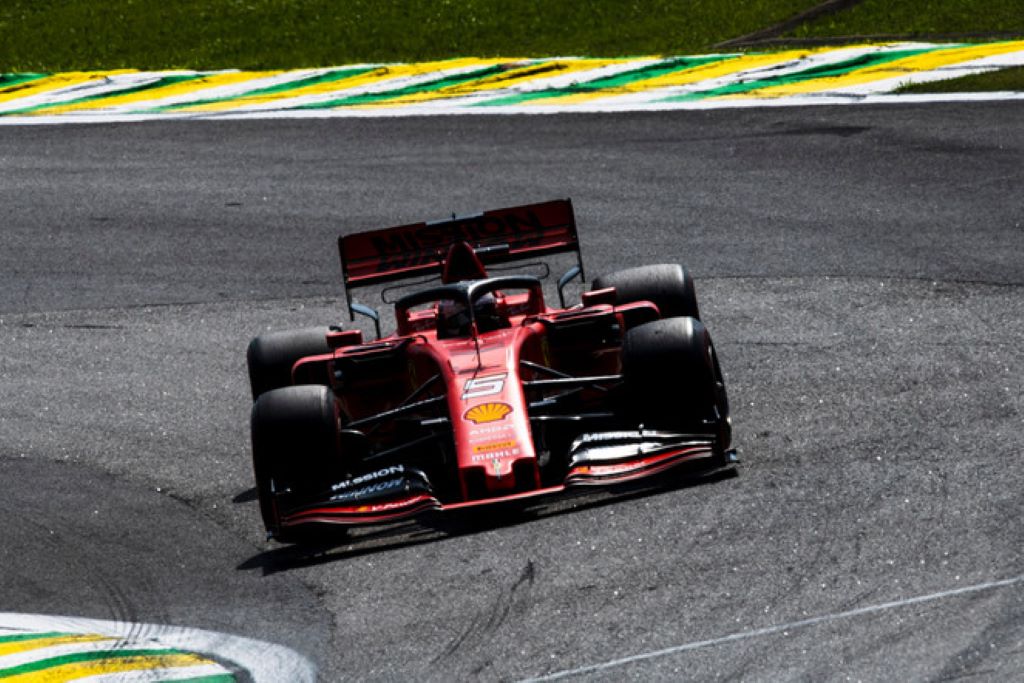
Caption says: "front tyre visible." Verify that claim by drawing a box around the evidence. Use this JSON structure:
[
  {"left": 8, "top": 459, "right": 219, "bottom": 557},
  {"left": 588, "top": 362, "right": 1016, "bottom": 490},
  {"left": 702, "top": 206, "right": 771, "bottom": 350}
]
[
  {"left": 621, "top": 317, "right": 730, "bottom": 450},
  {"left": 251, "top": 385, "right": 343, "bottom": 541}
]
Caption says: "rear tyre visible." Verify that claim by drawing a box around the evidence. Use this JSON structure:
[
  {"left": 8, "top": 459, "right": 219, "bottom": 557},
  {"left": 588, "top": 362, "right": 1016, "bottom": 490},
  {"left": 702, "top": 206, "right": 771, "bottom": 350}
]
[
  {"left": 593, "top": 264, "right": 700, "bottom": 320},
  {"left": 251, "top": 385, "right": 344, "bottom": 542},
  {"left": 621, "top": 317, "right": 730, "bottom": 450},
  {"left": 247, "top": 327, "right": 332, "bottom": 399}
]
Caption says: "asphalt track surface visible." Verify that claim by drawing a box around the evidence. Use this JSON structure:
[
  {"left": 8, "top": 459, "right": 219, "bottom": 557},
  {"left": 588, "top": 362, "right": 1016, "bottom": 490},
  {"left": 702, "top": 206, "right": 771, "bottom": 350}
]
[{"left": 1, "top": 102, "right": 1022, "bottom": 680}]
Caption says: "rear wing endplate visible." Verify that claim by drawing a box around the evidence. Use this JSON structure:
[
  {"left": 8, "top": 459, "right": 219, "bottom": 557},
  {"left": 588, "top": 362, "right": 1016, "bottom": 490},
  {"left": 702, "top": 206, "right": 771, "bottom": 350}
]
[{"left": 339, "top": 198, "right": 584, "bottom": 321}]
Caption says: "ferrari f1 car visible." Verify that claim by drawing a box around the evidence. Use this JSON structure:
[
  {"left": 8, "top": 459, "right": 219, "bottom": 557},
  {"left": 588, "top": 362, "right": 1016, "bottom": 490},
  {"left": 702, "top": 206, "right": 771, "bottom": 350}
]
[{"left": 247, "top": 199, "right": 735, "bottom": 542}]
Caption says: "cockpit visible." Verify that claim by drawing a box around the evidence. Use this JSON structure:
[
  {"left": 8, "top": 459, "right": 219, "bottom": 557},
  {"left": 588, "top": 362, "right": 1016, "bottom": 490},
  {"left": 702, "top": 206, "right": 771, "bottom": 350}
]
[{"left": 394, "top": 276, "right": 545, "bottom": 339}]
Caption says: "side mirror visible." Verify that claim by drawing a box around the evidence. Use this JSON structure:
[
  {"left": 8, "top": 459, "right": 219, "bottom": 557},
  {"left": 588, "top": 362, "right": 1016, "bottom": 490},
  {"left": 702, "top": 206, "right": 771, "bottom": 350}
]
[
  {"left": 351, "top": 303, "right": 382, "bottom": 340},
  {"left": 557, "top": 265, "right": 583, "bottom": 308}
]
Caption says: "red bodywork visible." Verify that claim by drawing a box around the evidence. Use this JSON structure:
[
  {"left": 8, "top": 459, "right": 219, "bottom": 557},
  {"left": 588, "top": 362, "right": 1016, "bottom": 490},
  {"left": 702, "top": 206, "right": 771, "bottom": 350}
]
[{"left": 261, "top": 200, "right": 725, "bottom": 534}]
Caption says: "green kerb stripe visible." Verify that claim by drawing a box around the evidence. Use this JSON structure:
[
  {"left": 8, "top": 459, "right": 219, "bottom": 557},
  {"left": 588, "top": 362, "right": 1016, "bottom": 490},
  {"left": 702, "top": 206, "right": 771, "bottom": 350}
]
[
  {"left": 0, "top": 632, "right": 69, "bottom": 644},
  {"left": 0, "top": 73, "right": 47, "bottom": 91},
  {"left": 478, "top": 55, "right": 734, "bottom": 106},
  {"left": 160, "top": 65, "right": 375, "bottom": 111},
  {"left": 664, "top": 46, "right": 944, "bottom": 101},
  {"left": 296, "top": 63, "right": 511, "bottom": 109},
  {"left": 171, "top": 675, "right": 236, "bottom": 683},
  {"left": 463, "top": 61, "right": 564, "bottom": 87},
  {"left": 2, "top": 73, "right": 207, "bottom": 115},
  {"left": 0, "top": 648, "right": 190, "bottom": 677}
]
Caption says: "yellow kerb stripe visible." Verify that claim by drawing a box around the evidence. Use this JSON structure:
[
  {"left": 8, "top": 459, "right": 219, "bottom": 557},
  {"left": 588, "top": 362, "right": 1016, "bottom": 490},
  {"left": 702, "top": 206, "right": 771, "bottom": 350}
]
[
  {"left": 179, "top": 57, "right": 499, "bottom": 112},
  {"left": 38, "top": 70, "right": 285, "bottom": 115},
  {"left": 540, "top": 49, "right": 819, "bottom": 105},
  {"left": 0, "top": 70, "right": 138, "bottom": 106},
  {"left": 738, "top": 40, "right": 1024, "bottom": 97},
  {"left": 350, "top": 58, "right": 633, "bottom": 108},
  {"left": 0, "top": 634, "right": 112, "bottom": 657},
  {"left": 0, "top": 653, "right": 213, "bottom": 682}
]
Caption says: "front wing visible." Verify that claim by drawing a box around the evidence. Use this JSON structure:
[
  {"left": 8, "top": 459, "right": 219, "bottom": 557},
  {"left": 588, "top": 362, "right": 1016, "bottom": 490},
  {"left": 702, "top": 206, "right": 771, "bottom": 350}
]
[{"left": 274, "top": 431, "right": 729, "bottom": 532}]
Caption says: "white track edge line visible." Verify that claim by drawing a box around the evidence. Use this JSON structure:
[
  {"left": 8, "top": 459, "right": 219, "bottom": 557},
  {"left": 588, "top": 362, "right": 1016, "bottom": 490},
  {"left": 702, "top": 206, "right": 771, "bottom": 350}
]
[
  {"left": 521, "top": 571, "right": 1024, "bottom": 681},
  {"left": 0, "top": 84, "right": 1021, "bottom": 124}
]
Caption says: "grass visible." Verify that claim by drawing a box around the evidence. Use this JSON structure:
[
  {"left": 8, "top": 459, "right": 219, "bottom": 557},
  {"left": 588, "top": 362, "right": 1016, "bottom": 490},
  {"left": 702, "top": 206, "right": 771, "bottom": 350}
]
[
  {"left": 787, "top": 0, "right": 1024, "bottom": 40},
  {"left": 0, "top": 0, "right": 814, "bottom": 72},
  {"left": 895, "top": 64, "right": 1024, "bottom": 92},
  {"left": 0, "top": 0, "right": 1020, "bottom": 95}
]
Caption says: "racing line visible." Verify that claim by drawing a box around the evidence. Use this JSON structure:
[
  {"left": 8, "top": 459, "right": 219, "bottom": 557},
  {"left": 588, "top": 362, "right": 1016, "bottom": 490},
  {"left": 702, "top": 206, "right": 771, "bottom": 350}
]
[{"left": 524, "top": 571, "right": 1024, "bottom": 681}]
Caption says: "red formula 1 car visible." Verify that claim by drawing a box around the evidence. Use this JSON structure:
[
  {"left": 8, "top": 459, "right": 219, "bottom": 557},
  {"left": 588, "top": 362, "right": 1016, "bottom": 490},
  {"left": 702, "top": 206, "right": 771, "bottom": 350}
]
[{"left": 247, "top": 199, "right": 735, "bottom": 542}]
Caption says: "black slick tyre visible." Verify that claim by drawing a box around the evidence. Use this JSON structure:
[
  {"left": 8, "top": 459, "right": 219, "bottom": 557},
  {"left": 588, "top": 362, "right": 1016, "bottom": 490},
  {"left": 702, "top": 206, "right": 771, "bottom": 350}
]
[
  {"left": 247, "top": 327, "right": 332, "bottom": 399},
  {"left": 251, "top": 385, "right": 343, "bottom": 541},
  {"left": 621, "top": 317, "right": 730, "bottom": 449},
  {"left": 593, "top": 264, "right": 700, "bottom": 320}
]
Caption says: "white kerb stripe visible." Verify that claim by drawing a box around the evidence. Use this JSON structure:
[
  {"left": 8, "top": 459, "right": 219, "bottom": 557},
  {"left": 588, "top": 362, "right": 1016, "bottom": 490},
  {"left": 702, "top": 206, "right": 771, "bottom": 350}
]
[
  {"left": 78, "top": 663, "right": 233, "bottom": 682},
  {"left": 210, "top": 60, "right": 511, "bottom": 113},
  {"left": 0, "top": 73, "right": 174, "bottom": 114},
  {"left": 0, "top": 613, "right": 315, "bottom": 683},
  {"left": 826, "top": 48, "right": 1024, "bottom": 95},
  {"left": 98, "top": 68, "right": 330, "bottom": 113},
  {"left": 404, "top": 59, "right": 664, "bottom": 109},
  {"left": 574, "top": 44, "right": 883, "bottom": 109},
  {"left": 0, "top": 638, "right": 137, "bottom": 669}
]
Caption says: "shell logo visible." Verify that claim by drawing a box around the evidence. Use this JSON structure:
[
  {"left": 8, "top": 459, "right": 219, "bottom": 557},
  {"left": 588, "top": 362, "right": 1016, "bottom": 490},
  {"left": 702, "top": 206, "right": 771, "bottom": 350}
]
[
  {"left": 472, "top": 440, "right": 516, "bottom": 454},
  {"left": 463, "top": 402, "right": 512, "bottom": 424}
]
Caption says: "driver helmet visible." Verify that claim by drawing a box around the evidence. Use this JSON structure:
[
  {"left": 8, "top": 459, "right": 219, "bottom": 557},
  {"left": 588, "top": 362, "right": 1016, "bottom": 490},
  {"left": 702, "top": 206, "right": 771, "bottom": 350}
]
[
  {"left": 437, "top": 293, "right": 502, "bottom": 338},
  {"left": 437, "top": 298, "right": 471, "bottom": 338},
  {"left": 473, "top": 293, "right": 505, "bottom": 333}
]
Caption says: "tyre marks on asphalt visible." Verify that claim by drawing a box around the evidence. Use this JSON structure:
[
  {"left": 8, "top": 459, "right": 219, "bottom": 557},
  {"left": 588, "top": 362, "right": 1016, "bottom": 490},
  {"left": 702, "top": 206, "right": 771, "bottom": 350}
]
[
  {"left": 522, "top": 571, "right": 1024, "bottom": 681},
  {"left": 434, "top": 560, "right": 538, "bottom": 672},
  {"left": 0, "top": 41, "right": 1022, "bottom": 122},
  {"left": 0, "top": 614, "right": 315, "bottom": 682},
  {"left": 0, "top": 450, "right": 329, "bottom": 682}
]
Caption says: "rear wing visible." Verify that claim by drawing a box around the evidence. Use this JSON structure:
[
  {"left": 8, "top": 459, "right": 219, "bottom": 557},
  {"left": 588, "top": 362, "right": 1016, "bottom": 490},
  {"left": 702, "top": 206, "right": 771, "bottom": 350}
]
[{"left": 339, "top": 198, "right": 584, "bottom": 323}]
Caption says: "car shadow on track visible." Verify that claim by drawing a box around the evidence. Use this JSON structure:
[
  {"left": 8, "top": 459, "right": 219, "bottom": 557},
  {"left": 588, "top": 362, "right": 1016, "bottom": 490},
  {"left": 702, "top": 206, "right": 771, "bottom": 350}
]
[{"left": 236, "top": 465, "right": 738, "bottom": 576}]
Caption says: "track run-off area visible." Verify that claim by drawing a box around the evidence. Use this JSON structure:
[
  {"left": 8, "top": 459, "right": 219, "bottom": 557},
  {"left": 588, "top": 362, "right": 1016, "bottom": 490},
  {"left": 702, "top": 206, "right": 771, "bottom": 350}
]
[
  {"left": 0, "top": 41, "right": 1023, "bottom": 123},
  {"left": 1, "top": 75, "right": 1022, "bottom": 679}
]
